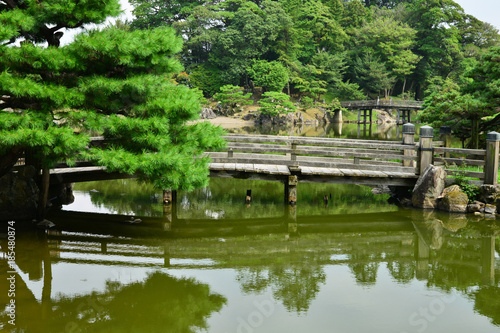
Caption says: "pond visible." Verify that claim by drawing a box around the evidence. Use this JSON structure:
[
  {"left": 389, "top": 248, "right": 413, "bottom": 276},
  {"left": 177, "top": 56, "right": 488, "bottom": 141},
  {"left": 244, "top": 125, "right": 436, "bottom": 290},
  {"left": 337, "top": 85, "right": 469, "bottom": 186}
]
[{"left": 1, "top": 177, "right": 499, "bottom": 333}]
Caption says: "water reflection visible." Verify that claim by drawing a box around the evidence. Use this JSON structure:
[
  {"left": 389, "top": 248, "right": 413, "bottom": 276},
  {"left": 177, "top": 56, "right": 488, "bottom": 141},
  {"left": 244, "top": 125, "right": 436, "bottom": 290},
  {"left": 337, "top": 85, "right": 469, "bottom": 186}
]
[
  {"left": 1, "top": 210, "right": 499, "bottom": 332},
  {"left": 65, "top": 178, "right": 397, "bottom": 219},
  {"left": 231, "top": 122, "right": 405, "bottom": 141}
]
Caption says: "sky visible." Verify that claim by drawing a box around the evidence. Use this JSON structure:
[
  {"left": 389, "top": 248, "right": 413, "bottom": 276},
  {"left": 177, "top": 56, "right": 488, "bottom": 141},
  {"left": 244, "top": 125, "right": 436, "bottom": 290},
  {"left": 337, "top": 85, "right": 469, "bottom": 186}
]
[{"left": 453, "top": 0, "right": 500, "bottom": 30}]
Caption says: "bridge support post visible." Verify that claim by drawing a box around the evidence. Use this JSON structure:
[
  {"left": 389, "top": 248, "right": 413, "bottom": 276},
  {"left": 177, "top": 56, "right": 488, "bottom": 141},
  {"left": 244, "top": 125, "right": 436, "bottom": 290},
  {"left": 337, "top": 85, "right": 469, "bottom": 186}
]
[
  {"left": 369, "top": 109, "right": 372, "bottom": 123},
  {"left": 285, "top": 175, "right": 298, "bottom": 205},
  {"left": 402, "top": 123, "right": 416, "bottom": 168},
  {"left": 396, "top": 109, "right": 401, "bottom": 124},
  {"left": 407, "top": 110, "right": 411, "bottom": 123},
  {"left": 357, "top": 110, "right": 361, "bottom": 124},
  {"left": 162, "top": 189, "right": 177, "bottom": 228},
  {"left": 484, "top": 132, "right": 500, "bottom": 185},
  {"left": 418, "top": 126, "right": 434, "bottom": 174}
]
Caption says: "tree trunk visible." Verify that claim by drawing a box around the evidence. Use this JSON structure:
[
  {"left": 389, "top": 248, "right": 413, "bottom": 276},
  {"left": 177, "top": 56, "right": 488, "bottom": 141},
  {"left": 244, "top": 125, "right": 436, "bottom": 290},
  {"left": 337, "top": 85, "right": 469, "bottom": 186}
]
[
  {"left": 402, "top": 77, "right": 407, "bottom": 99},
  {"left": 470, "top": 118, "right": 480, "bottom": 149}
]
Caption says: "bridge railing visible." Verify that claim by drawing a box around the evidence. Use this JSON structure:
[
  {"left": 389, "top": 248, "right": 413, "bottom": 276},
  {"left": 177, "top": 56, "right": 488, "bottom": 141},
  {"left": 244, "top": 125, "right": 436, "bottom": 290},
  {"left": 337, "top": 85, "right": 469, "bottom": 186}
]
[
  {"left": 340, "top": 100, "right": 424, "bottom": 109},
  {"left": 207, "top": 134, "right": 419, "bottom": 175}
]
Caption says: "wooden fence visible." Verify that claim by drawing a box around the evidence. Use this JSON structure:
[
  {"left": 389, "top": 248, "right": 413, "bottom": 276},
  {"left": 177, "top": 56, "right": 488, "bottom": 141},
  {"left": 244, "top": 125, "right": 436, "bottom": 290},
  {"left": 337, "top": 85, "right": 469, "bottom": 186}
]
[{"left": 208, "top": 133, "right": 419, "bottom": 176}]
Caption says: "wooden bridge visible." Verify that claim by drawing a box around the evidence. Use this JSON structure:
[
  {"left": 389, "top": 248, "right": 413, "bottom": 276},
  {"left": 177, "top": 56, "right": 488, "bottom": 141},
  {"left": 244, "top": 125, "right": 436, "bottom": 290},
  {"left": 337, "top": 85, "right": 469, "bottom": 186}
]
[
  {"left": 339, "top": 100, "right": 424, "bottom": 124},
  {"left": 48, "top": 125, "right": 500, "bottom": 208}
]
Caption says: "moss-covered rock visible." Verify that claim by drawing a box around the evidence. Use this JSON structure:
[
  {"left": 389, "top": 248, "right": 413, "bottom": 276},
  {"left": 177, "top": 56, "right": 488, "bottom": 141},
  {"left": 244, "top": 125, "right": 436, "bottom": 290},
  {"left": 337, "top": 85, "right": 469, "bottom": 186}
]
[{"left": 437, "top": 189, "right": 468, "bottom": 213}]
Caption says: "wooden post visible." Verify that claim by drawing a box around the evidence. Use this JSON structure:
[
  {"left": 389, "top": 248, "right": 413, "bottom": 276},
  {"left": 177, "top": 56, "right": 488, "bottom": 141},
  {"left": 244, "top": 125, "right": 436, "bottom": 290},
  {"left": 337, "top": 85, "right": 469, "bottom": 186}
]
[
  {"left": 162, "top": 189, "right": 177, "bottom": 225},
  {"left": 396, "top": 109, "right": 401, "bottom": 124},
  {"left": 369, "top": 109, "right": 372, "bottom": 123},
  {"left": 357, "top": 109, "right": 361, "bottom": 124},
  {"left": 407, "top": 110, "right": 412, "bottom": 123},
  {"left": 163, "top": 189, "right": 173, "bottom": 204},
  {"left": 484, "top": 132, "right": 500, "bottom": 185},
  {"left": 37, "top": 166, "right": 50, "bottom": 221},
  {"left": 402, "top": 123, "right": 416, "bottom": 168},
  {"left": 290, "top": 140, "right": 298, "bottom": 167},
  {"left": 285, "top": 175, "right": 297, "bottom": 205},
  {"left": 418, "top": 125, "right": 434, "bottom": 174}
]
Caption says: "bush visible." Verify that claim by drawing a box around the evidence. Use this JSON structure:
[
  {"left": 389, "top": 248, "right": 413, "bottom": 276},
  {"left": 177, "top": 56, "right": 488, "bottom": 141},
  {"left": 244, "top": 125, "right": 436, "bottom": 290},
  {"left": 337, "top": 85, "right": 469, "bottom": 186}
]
[{"left": 258, "top": 92, "right": 297, "bottom": 116}]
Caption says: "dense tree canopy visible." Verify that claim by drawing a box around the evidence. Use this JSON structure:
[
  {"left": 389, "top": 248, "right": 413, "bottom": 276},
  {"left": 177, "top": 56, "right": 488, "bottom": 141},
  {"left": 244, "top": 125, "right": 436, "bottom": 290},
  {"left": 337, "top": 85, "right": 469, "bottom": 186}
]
[
  {"left": 0, "top": 0, "right": 225, "bottom": 219},
  {"left": 129, "top": 0, "right": 498, "bottom": 102}
]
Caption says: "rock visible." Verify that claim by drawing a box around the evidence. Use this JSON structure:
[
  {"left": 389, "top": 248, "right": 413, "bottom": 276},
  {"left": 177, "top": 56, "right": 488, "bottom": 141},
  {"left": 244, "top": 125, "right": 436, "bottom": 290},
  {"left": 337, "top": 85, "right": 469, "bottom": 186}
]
[
  {"left": 468, "top": 203, "right": 483, "bottom": 213},
  {"left": 412, "top": 165, "right": 447, "bottom": 209},
  {"left": 440, "top": 185, "right": 461, "bottom": 197},
  {"left": 377, "top": 110, "right": 395, "bottom": 124},
  {"left": 474, "top": 211, "right": 484, "bottom": 217},
  {"left": 372, "top": 186, "right": 391, "bottom": 195},
  {"left": 399, "top": 198, "right": 413, "bottom": 207},
  {"left": 484, "top": 204, "right": 496, "bottom": 215},
  {"left": 0, "top": 166, "right": 39, "bottom": 221},
  {"left": 479, "top": 185, "right": 500, "bottom": 206},
  {"left": 200, "top": 107, "right": 217, "bottom": 119},
  {"left": 437, "top": 189, "right": 468, "bottom": 213},
  {"left": 242, "top": 113, "right": 254, "bottom": 121},
  {"left": 36, "top": 219, "right": 56, "bottom": 229}
]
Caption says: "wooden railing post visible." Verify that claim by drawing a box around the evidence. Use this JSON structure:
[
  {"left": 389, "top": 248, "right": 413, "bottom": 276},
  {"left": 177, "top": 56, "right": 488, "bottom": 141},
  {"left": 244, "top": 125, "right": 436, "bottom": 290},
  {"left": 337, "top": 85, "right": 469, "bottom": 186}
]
[
  {"left": 484, "top": 132, "right": 500, "bottom": 185},
  {"left": 402, "top": 123, "right": 416, "bottom": 168},
  {"left": 290, "top": 140, "right": 298, "bottom": 167},
  {"left": 418, "top": 125, "right": 434, "bottom": 174},
  {"left": 439, "top": 126, "right": 451, "bottom": 158}
]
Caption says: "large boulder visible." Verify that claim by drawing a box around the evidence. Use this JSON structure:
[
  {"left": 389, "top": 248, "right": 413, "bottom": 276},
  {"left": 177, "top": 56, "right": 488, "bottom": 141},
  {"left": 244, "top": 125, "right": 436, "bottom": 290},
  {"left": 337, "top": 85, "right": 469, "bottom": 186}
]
[
  {"left": 200, "top": 107, "right": 217, "bottom": 119},
  {"left": 0, "top": 166, "right": 39, "bottom": 221},
  {"left": 437, "top": 187, "right": 468, "bottom": 213},
  {"left": 412, "top": 165, "right": 447, "bottom": 209}
]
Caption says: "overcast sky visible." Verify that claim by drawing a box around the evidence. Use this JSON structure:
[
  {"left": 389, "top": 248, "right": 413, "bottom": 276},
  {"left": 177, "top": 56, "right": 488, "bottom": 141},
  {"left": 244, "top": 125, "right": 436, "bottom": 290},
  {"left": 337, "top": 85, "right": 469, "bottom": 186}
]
[{"left": 454, "top": 0, "right": 500, "bottom": 30}]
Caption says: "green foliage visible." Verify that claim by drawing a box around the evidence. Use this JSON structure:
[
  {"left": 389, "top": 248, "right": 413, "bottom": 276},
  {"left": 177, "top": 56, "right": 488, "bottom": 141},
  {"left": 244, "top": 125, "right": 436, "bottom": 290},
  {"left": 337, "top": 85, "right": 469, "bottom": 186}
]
[
  {"left": 449, "top": 163, "right": 480, "bottom": 202},
  {"left": 420, "top": 47, "right": 500, "bottom": 147},
  {"left": 0, "top": 1, "right": 225, "bottom": 191},
  {"left": 247, "top": 60, "right": 289, "bottom": 92},
  {"left": 189, "top": 64, "right": 225, "bottom": 97},
  {"left": 300, "top": 96, "right": 314, "bottom": 111},
  {"left": 213, "top": 85, "right": 252, "bottom": 109},
  {"left": 353, "top": 53, "right": 395, "bottom": 97},
  {"left": 258, "top": 91, "right": 297, "bottom": 116}
]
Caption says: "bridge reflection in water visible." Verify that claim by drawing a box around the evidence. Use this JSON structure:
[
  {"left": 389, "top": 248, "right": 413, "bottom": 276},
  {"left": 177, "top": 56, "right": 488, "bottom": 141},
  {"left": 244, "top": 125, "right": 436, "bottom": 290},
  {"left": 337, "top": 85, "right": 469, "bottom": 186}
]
[{"left": 1, "top": 210, "right": 499, "bottom": 332}]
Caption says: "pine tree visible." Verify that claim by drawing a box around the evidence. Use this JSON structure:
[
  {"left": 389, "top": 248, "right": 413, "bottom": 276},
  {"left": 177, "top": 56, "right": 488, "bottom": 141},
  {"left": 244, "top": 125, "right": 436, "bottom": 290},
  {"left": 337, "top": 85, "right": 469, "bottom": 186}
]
[{"left": 0, "top": 0, "right": 225, "bottom": 219}]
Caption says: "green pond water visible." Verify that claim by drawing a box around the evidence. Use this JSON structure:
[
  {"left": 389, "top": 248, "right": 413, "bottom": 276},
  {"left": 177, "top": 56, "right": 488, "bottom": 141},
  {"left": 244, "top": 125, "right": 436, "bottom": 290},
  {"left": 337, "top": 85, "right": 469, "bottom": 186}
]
[
  {"left": 0, "top": 123, "right": 497, "bottom": 332},
  {"left": 1, "top": 177, "right": 499, "bottom": 333}
]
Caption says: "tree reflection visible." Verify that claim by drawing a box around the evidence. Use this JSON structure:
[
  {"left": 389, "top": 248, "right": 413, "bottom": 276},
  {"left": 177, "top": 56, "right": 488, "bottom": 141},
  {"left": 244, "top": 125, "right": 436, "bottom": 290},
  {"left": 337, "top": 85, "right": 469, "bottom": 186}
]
[
  {"left": 473, "top": 286, "right": 500, "bottom": 326},
  {"left": 236, "top": 265, "right": 326, "bottom": 314},
  {"left": 386, "top": 261, "right": 415, "bottom": 283},
  {"left": 2, "top": 271, "right": 226, "bottom": 333}
]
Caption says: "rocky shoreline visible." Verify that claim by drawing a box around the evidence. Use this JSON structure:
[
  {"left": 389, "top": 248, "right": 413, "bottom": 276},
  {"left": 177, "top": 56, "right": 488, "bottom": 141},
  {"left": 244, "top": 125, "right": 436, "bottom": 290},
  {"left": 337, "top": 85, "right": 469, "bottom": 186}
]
[{"left": 378, "top": 164, "right": 500, "bottom": 219}]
